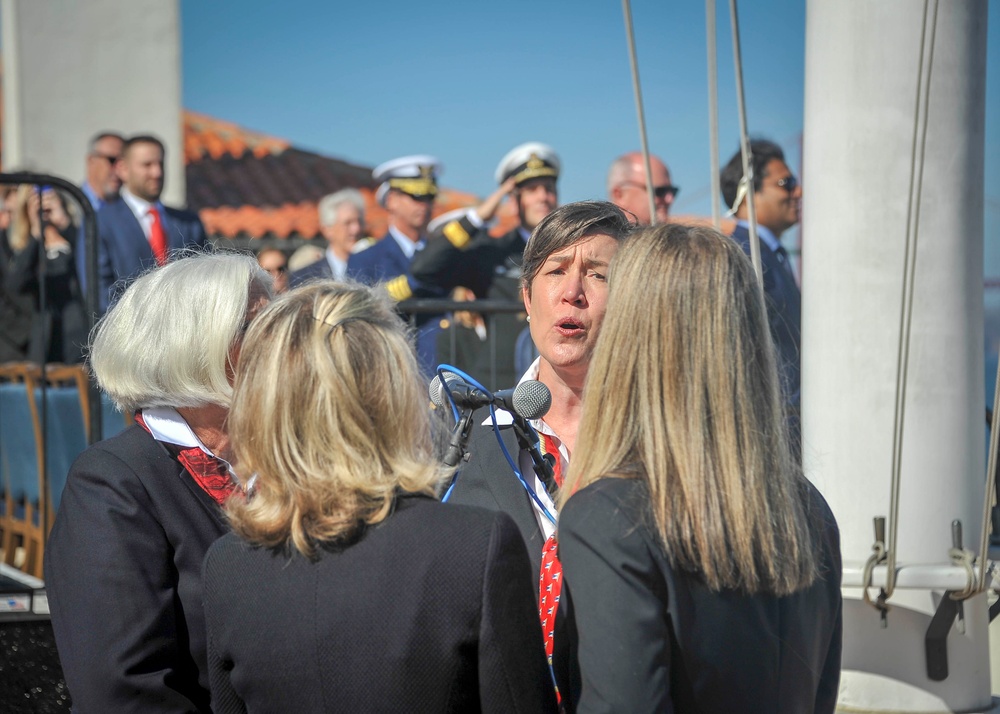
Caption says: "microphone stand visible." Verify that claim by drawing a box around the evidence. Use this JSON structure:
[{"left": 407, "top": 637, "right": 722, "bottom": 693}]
[{"left": 509, "top": 415, "right": 557, "bottom": 498}]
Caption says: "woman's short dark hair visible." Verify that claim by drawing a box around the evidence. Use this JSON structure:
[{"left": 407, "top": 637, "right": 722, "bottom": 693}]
[{"left": 520, "top": 200, "right": 633, "bottom": 294}]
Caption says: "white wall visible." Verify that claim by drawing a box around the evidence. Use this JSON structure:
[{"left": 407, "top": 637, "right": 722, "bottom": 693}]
[{"left": 1, "top": 0, "right": 184, "bottom": 206}]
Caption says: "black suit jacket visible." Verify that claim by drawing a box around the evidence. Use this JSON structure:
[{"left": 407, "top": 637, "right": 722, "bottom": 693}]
[
  {"left": 45, "top": 425, "right": 228, "bottom": 713},
  {"left": 81, "top": 199, "right": 207, "bottom": 313},
  {"left": 559, "top": 478, "right": 842, "bottom": 714},
  {"left": 731, "top": 224, "right": 802, "bottom": 407},
  {"left": 447, "top": 418, "right": 576, "bottom": 705},
  {"left": 203, "top": 494, "right": 557, "bottom": 714},
  {"left": 448, "top": 419, "right": 546, "bottom": 576},
  {"left": 288, "top": 254, "right": 334, "bottom": 288}
]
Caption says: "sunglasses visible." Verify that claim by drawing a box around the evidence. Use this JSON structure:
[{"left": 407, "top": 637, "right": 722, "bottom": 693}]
[
  {"left": 91, "top": 153, "right": 120, "bottom": 165},
  {"left": 775, "top": 175, "right": 799, "bottom": 193},
  {"left": 620, "top": 181, "right": 680, "bottom": 200}
]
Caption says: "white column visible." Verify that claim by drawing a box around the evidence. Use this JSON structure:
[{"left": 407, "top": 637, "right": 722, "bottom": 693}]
[
  {"left": 802, "top": 1, "right": 989, "bottom": 711},
  {"left": 0, "top": 0, "right": 185, "bottom": 206}
]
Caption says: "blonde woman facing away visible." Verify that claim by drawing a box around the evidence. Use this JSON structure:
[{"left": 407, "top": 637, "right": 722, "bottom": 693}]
[
  {"left": 202, "top": 282, "right": 556, "bottom": 714},
  {"left": 558, "top": 224, "right": 842, "bottom": 713}
]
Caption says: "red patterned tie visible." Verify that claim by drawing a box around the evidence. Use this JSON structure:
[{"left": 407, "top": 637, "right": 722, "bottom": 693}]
[
  {"left": 538, "top": 433, "right": 564, "bottom": 700},
  {"left": 148, "top": 206, "right": 168, "bottom": 266},
  {"left": 134, "top": 412, "right": 238, "bottom": 505}
]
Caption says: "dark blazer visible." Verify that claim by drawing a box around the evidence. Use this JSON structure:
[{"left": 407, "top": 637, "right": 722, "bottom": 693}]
[
  {"left": 346, "top": 231, "right": 412, "bottom": 285},
  {"left": 80, "top": 199, "right": 207, "bottom": 313},
  {"left": 347, "top": 233, "right": 441, "bottom": 375},
  {"left": 449, "top": 420, "right": 546, "bottom": 576},
  {"left": 5, "top": 237, "right": 87, "bottom": 364},
  {"left": 731, "top": 224, "right": 802, "bottom": 407},
  {"left": 447, "top": 419, "right": 576, "bottom": 705},
  {"left": 45, "top": 425, "right": 229, "bottom": 713},
  {"left": 412, "top": 219, "right": 527, "bottom": 299},
  {"left": 1, "top": 233, "right": 37, "bottom": 360},
  {"left": 558, "top": 478, "right": 843, "bottom": 714},
  {"left": 288, "top": 254, "right": 334, "bottom": 288},
  {"left": 203, "top": 494, "right": 557, "bottom": 714},
  {"left": 413, "top": 222, "right": 529, "bottom": 388}
]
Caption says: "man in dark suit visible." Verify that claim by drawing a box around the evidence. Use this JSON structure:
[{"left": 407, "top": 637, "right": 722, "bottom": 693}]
[
  {"left": 721, "top": 139, "right": 803, "bottom": 409},
  {"left": 348, "top": 155, "right": 442, "bottom": 373},
  {"left": 289, "top": 188, "right": 365, "bottom": 287},
  {"left": 80, "top": 134, "right": 207, "bottom": 313}
]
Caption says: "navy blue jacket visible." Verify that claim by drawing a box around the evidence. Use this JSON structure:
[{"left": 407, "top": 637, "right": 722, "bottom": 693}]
[
  {"left": 731, "top": 224, "right": 802, "bottom": 407},
  {"left": 80, "top": 199, "right": 207, "bottom": 313}
]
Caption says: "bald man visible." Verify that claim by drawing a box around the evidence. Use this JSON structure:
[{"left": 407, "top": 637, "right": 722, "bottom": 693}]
[{"left": 607, "top": 152, "right": 678, "bottom": 225}]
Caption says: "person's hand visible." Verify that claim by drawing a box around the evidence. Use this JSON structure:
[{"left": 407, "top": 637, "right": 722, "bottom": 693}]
[
  {"left": 26, "top": 189, "right": 71, "bottom": 250},
  {"left": 476, "top": 177, "right": 517, "bottom": 227},
  {"left": 26, "top": 190, "right": 42, "bottom": 237},
  {"left": 41, "top": 189, "right": 71, "bottom": 231}
]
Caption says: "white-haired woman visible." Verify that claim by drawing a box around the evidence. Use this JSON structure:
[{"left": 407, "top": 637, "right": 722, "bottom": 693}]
[
  {"left": 558, "top": 224, "right": 842, "bottom": 713},
  {"left": 202, "top": 282, "right": 556, "bottom": 714},
  {"left": 45, "top": 252, "right": 271, "bottom": 714}
]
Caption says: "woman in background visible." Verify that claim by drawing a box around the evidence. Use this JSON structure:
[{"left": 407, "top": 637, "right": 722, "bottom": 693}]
[
  {"left": 0, "top": 183, "right": 85, "bottom": 363},
  {"left": 559, "top": 224, "right": 842, "bottom": 713},
  {"left": 203, "top": 282, "right": 555, "bottom": 714}
]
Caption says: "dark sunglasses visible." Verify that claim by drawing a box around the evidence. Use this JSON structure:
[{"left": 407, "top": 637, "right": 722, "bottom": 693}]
[
  {"left": 775, "top": 175, "right": 799, "bottom": 193},
  {"left": 91, "top": 153, "right": 120, "bottom": 165},
  {"left": 621, "top": 181, "right": 680, "bottom": 200}
]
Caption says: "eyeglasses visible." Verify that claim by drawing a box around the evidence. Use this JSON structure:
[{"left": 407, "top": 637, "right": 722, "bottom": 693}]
[
  {"left": 619, "top": 181, "right": 680, "bottom": 200},
  {"left": 91, "top": 153, "right": 120, "bottom": 165},
  {"left": 775, "top": 175, "right": 799, "bottom": 193}
]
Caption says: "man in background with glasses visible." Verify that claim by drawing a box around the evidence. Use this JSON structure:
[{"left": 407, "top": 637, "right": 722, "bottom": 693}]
[
  {"left": 81, "top": 131, "right": 124, "bottom": 211},
  {"left": 607, "top": 151, "right": 678, "bottom": 225},
  {"left": 721, "top": 138, "right": 803, "bottom": 417}
]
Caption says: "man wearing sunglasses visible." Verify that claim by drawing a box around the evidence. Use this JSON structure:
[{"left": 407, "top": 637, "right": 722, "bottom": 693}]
[
  {"left": 606, "top": 151, "right": 678, "bottom": 225},
  {"left": 720, "top": 138, "right": 803, "bottom": 413},
  {"left": 81, "top": 132, "right": 124, "bottom": 211}
]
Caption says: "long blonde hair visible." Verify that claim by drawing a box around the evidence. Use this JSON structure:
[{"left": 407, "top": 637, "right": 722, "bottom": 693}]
[
  {"left": 562, "top": 224, "right": 816, "bottom": 595},
  {"left": 227, "top": 281, "right": 446, "bottom": 557}
]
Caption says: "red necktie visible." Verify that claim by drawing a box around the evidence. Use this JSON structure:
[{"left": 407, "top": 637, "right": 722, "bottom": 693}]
[
  {"left": 148, "top": 206, "right": 168, "bottom": 266},
  {"left": 538, "top": 433, "right": 564, "bottom": 701},
  {"left": 134, "top": 412, "right": 239, "bottom": 505}
]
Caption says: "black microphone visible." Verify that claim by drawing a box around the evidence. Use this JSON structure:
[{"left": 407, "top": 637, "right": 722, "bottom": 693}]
[
  {"left": 428, "top": 374, "right": 492, "bottom": 411},
  {"left": 429, "top": 373, "right": 551, "bottom": 420}
]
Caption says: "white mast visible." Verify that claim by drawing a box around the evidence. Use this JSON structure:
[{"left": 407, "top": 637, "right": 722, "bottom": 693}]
[{"left": 802, "top": 1, "right": 990, "bottom": 711}]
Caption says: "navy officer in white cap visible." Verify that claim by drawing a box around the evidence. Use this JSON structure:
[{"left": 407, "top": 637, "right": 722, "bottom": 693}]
[
  {"left": 347, "top": 155, "right": 441, "bottom": 285},
  {"left": 347, "top": 155, "right": 443, "bottom": 372},
  {"left": 410, "top": 142, "right": 559, "bottom": 387}
]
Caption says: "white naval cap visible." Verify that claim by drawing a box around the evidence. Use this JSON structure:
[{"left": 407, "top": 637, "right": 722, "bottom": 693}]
[
  {"left": 373, "top": 154, "right": 443, "bottom": 206},
  {"left": 494, "top": 142, "right": 560, "bottom": 186}
]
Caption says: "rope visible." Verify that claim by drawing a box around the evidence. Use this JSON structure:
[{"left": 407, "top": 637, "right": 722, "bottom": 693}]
[
  {"left": 620, "top": 0, "right": 658, "bottom": 226},
  {"left": 949, "top": 545, "right": 978, "bottom": 601},
  {"left": 705, "top": 0, "right": 722, "bottom": 229},
  {"left": 727, "top": 0, "right": 762, "bottom": 289},
  {"left": 980, "top": 341, "right": 1000, "bottom": 593},
  {"left": 883, "top": 0, "right": 937, "bottom": 602}
]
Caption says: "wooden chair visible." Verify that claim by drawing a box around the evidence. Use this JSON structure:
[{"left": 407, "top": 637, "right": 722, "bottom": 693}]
[{"left": 0, "top": 362, "right": 45, "bottom": 578}]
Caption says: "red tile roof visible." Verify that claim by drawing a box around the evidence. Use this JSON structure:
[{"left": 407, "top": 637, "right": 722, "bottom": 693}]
[{"left": 183, "top": 111, "right": 495, "bottom": 241}]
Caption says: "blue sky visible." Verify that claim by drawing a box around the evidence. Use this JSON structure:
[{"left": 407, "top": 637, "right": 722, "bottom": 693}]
[{"left": 182, "top": 0, "right": 998, "bottom": 271}]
